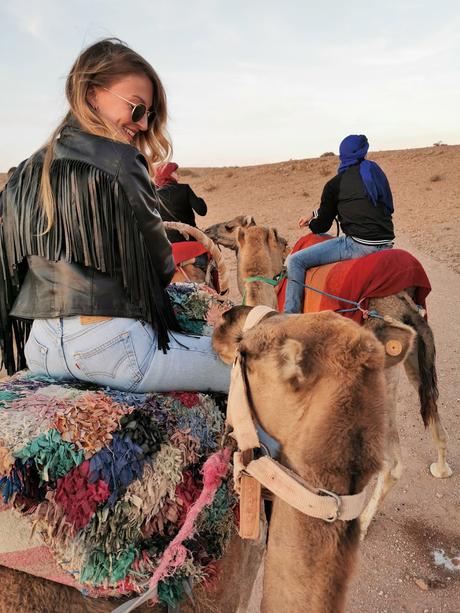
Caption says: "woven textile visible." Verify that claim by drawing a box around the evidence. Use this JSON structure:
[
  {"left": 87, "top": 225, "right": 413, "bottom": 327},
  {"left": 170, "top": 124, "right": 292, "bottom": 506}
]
[{"left": 0, "top": 283, "right": 236, "bottom": 607}]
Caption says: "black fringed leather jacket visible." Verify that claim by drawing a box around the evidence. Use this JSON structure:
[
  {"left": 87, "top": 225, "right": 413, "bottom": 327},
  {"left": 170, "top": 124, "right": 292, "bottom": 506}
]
[{"left": 0, "top": 122, "right": 179, "bottom": 374}]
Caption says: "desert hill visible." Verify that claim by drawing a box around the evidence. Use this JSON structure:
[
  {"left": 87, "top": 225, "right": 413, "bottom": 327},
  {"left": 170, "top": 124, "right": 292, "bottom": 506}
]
[
  {"left": 184, "top": 144, "right": 460, "bottom": 274},
  {"left": 2, "top": 144, "right": 459, "bottom": 273}
]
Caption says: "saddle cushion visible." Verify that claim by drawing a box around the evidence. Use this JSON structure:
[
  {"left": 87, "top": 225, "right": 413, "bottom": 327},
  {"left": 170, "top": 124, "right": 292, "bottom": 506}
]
[
  {"left": 0, "top": 283, "right": 236, "bottom": 606},
  {"left": 277, "top": 234, "right": 431, "bottom": 321}
]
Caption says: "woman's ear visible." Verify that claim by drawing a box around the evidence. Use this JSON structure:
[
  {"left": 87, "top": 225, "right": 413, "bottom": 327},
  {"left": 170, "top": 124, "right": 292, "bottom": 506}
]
[{"left": 86, "top": 86, "right": 98, "bottom": 111}]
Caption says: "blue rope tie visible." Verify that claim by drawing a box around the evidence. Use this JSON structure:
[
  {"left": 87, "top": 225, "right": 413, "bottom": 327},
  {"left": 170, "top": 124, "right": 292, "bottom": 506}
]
[{"left": 291, "top": 279, "right": 384, "bottom": 320}]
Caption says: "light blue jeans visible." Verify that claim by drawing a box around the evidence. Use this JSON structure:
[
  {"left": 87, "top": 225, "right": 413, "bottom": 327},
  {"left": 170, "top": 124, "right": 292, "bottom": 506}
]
[
  {"left": 24, "top": 317, "right": 231, "bottom": 393},
  {"left": 284, "top": 235, "right": 393, "bottom": 313}
]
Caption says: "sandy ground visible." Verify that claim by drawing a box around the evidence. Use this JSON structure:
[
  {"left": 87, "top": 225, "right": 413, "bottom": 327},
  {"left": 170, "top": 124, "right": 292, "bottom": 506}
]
[{"left": 0, "top": 145, "right": 459, "bottom": 612}]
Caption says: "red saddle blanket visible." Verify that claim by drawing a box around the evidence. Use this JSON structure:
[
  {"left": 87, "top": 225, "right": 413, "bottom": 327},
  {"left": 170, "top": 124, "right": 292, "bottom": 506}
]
[
  {"left": 171, "top": 241, "right": 208, "bottom": 265},
  {"left": 277, "top": 235, "right": 431, "bottom": 323}
]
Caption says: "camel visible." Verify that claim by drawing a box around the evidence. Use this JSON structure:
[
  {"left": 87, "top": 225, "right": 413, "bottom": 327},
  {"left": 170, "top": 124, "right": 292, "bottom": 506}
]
[
  {"left": 205, "top": 216, "right": 453, "bottom": 535},
  {"left": 212, "top": 305, "right": 415, "bottom": 612},
  {"left": 0, "top": 224, "right": 440, "bottom": 612},
  {"left": 0, "top": 308, "right": 411, "bottom": 613}
]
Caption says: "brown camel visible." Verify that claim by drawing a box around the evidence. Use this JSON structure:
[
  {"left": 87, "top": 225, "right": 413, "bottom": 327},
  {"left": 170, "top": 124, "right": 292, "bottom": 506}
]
[
  {"left": 212, "top": 305, "right": 414, "bottom": 612},
  {"left": 0, "top": 223, "right": 441, "bottom": 612},
  {"left": 205, "top": 216, "right": 453, "bottom": 535},
  {"left": 1, "top": 307, "right": 413, "bottom": 613},
  {"left": 0, "top": 309, "right": 412, "bottom": 613},
  {"left": 0, "top": 309, "right": 403, "bottom": 613}
]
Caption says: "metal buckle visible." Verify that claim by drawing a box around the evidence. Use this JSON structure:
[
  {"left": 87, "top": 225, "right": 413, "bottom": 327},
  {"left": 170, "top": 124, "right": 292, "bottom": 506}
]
[
  {"left": 318, "top": 488, "right": 342, "bottom": 522},
  {"left": 258, "top": 442, "right": 272, "bottom": 458}
]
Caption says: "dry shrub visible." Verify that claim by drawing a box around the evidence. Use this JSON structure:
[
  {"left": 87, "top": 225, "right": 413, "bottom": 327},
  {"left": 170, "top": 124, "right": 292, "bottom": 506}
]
[
  {"left": 302, "top": 191, "right": 310, "bottom": 198},
  {"left": 203, "top": 182, "right": 217, "bottom": 192},
  {"left": 225, "top": 171, "right": 233, "bottom": 178},
  {"left": 320, "top": 152, "right": 335, "bottom": 158},
  {"left": 430, "top": 174, "right": 442, "bottom": 182},
  {"left": 319, "top": 166, "right": 332, "bottom": 177}
]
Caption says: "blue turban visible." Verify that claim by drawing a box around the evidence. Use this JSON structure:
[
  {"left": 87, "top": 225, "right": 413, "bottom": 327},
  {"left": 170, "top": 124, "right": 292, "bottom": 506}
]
[{"left": 338, "top": 135, "right": 393, "bottom": 214}]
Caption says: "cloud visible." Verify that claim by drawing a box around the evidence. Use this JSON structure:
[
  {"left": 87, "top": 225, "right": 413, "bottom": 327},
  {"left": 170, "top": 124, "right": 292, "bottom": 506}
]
[
  {"left": 1, "top": 2, "right": 47, "bottom": 41},
  {"left": 321, "top": 19, "right": 460, "bottom": 68}
]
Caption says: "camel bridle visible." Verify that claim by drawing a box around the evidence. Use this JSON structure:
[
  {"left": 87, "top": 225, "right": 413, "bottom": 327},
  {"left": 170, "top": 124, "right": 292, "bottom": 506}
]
[
  {"left": 241, "top": 271, "right": 285, "bottom": 305},
  {"left": 226, "top": 305, "right": 367, "bottom": 537}
]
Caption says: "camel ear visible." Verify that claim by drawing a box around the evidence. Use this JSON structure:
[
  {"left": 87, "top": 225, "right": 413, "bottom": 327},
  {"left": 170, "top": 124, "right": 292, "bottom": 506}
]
[
  {"left": 279, "top": 338, "right": 304, "bottom": 382},
  {"left": 243, "top": 215, "right": 256, "bottom": 227},
  {"left": 372, "top": 319, "right": 416, "bottom": 368},
  {"left": 267, "top": 228, "right": 279, "bottom": 248},
  {"left": 224, "top": 219, "right": 240, "bottom": 231},
  {"left": 237, "top": 227, "right": 246, "bottom": 246}
]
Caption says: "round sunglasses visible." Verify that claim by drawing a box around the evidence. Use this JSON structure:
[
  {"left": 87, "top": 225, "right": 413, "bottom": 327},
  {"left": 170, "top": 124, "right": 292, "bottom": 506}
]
[{"left": 102, "top": 87, "right": 155, "bottom": 124}]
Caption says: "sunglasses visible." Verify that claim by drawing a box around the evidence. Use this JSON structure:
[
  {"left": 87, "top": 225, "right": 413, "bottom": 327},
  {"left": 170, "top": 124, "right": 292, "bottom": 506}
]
[{"left": 102, "top": 87, "right": 155, "bottom": 124}]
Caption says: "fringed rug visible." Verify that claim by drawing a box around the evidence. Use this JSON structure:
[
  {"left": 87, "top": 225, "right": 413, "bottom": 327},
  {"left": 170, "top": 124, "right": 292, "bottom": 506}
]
[{"left": 0, "top": 283, "right": 237, "bottom": 609}]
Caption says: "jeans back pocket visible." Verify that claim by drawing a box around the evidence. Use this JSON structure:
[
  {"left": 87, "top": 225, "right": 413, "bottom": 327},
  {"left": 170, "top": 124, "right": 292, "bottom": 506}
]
[
  {"left": 73, "top": 332, "right": 143, "bottom": 391},
  {"left": 25, "top": 336, "right": 50, "bottom": 376}
]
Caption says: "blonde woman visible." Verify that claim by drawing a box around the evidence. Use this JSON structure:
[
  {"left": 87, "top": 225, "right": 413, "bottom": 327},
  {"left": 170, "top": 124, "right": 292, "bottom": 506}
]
[{"left": 0, "top": 38, "right": 230, "bottom": 392}]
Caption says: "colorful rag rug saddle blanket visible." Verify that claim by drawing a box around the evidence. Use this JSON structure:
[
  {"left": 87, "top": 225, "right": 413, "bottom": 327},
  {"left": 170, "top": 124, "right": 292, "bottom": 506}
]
[
  {"left": 0, "top": 283, "right": 236, "bottom": 608},
  {"left": 277, "top": 234, "right": 431, "bottom": 321}
]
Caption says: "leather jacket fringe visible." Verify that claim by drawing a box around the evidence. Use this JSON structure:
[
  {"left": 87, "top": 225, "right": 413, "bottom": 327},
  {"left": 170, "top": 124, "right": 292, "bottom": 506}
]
[{"left": 0, "top": 123, "right": 179, "bottom": 374}]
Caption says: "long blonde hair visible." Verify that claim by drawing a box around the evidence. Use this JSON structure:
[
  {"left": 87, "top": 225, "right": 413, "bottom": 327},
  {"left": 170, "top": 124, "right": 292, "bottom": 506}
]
[{"left": 40, "top": 38, "right": 172, "bottom": 231}]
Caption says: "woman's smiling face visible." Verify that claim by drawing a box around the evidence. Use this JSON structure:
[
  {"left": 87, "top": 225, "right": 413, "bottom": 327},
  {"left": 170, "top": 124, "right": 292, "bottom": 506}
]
[{"left": 88, "top": 73, "right": 154, "bottom": 144}]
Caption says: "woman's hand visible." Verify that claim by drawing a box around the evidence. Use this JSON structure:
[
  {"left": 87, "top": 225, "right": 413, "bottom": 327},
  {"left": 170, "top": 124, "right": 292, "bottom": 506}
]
[{"left": 298, "top": 215, "right": 312, "bottom": 228}]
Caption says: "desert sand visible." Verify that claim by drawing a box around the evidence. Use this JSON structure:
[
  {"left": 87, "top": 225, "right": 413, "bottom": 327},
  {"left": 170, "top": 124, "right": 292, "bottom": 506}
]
[{"left": 0, "top": 144, "right": 459, "bottom": 612}]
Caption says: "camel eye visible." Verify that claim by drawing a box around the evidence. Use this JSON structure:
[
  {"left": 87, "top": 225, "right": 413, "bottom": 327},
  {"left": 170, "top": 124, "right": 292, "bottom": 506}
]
[{"left": 224, "top": 224, "right": 234, "bottom": 232}]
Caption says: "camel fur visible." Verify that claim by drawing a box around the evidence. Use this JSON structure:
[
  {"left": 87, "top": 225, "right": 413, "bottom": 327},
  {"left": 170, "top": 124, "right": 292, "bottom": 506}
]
[
  {"left": 212, "top": 305, "right": 414, "bottom": 612},
  {"left": 205, "top": 216, "right": 453, "bottom": 536}
]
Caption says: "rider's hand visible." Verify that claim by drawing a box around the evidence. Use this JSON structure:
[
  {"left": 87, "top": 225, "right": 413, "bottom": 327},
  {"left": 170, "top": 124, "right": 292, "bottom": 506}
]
[{"left": 298, "top": 215, "right": 312, "bottom": 228}]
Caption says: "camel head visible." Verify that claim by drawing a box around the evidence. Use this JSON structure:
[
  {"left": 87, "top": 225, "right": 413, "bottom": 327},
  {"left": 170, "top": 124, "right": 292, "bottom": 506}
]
[
  {"left": 236, "top": 225, "right": 288, "bottom": 308},
  {"left": 213, "top": 306, "right": 414, "bottom": 454},
  {"left": 237, "top": 225, "right": 288, "bottom": 269},
  {"left": 204, "top": 215, "right": 256, "bottom": 250}
]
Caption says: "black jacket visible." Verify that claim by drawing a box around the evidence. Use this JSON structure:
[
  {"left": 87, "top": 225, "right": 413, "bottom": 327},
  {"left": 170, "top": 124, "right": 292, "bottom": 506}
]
[
  {"left": 0, "top": 121, "right": 179, "bottom": 373},
  {"left": 157, "top": 183, "right": 207, "bottom": 243},
  {"left": 309, "top": 164, "right": 394, "bottom": 244}
]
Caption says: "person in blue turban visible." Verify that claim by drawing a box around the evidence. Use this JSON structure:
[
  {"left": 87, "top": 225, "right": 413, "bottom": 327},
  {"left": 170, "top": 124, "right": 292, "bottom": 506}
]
[{"left": 284, "top": 134, "right": 395, "bottom": 313}]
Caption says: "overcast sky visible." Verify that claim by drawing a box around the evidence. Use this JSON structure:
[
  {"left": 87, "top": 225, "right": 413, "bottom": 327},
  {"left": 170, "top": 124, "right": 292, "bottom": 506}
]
[{"left": 1, "top": 0, "right": 459, "bottom": 169}]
